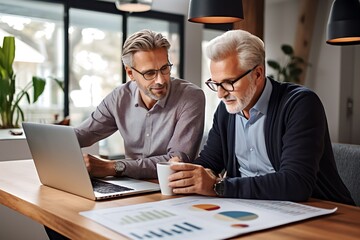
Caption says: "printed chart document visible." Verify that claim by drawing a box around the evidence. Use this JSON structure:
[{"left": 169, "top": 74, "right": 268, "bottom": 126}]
[{"left": 80, "top": 196, "right": 337, "bottom": 240}]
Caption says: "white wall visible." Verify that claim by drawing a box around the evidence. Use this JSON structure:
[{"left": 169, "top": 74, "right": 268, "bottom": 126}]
[
  {"left": 264, "top": 0, "right": 300, "bottom": 61},
  {"left": 309, "top": 0, "right": 342, "bottom": 142}
]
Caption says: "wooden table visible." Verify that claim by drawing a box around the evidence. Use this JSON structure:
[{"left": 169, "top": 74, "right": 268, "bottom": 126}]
[{"left": 0, "top": 160, "right": 359, "bottom": 239}]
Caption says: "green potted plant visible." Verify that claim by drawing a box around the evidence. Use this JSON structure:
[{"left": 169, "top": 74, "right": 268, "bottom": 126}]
[
  {"left": 267, "top": 44, "right": 308, "bottom": 84},
  {"left": 0, "top": 36, "right": 46, "bottom": 129}
]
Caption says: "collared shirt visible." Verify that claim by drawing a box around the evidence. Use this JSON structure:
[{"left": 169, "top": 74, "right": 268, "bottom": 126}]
[
  {"left": 75, "top": 78, "right": 205, "bottom": 179},
  {"left": 235, "top": 78, "right": 275, "bottom": 177}
]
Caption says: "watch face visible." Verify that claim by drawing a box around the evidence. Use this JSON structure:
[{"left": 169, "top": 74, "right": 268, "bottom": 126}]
[
  {"left": 115, "top": 161, "right": 125, "bottom": 175},
  {"left": 214, "top": 179, "right": 225, "bottom": 197}
]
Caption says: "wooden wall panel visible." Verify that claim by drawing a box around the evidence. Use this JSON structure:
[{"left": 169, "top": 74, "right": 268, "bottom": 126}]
[{"left": 233, "top": 0, "right": 264, "bottom": 40}]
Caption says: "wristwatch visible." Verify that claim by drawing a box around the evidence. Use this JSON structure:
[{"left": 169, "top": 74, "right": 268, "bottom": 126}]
[
  {"left": 213, "top": 178, "right": 225, "bottom": 197},
  {"left": 114, "top": 160, "right": 125, "bottom": 176}
]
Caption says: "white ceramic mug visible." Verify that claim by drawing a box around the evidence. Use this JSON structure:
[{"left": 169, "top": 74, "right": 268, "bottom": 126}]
[{"left": 156, "top": 162, "right": 175, "bottom": 195}]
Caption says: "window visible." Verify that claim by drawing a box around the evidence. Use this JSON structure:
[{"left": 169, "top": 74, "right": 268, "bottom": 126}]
[
  {"left": 69, "top": 8, "right": 123, "bottom": 126},
  {"left": 0, "top": 0, "right": 64, "bottom": 123}
]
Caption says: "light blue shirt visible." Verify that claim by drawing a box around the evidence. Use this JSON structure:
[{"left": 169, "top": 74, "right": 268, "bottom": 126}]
[{"left": 235, "top": 78, "right": 275, "bottom": 177}]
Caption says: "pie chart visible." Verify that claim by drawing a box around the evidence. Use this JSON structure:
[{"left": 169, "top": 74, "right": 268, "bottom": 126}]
[
  {"left": 192, "top": 204, "right": 220, "bottom": 211},
  {"left": 231, "top": 223, "right": 249, "bottom": 228},
  {"left": 215, "top": 211, "right": 258, "bottom": 221}
]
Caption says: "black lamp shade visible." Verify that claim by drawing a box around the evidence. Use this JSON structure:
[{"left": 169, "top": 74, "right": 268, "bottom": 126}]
[
  {"left": 327, "top": 0, "right": 360, "bottom": 45},
  {"left": 188, "top": 0, "right": 244, "bottom": 24}
]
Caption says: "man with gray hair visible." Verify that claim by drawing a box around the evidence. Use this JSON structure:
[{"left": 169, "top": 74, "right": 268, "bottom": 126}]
[
  {"left": 75, "top": 29, "right": 205, "bottom": 179},
  {"left": 168, "top": 29, "right": 354, "bottom": 206}
]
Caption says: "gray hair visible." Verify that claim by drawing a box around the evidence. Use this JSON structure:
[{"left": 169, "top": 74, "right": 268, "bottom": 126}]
[
  {"left": 206, "top": 29, "right": 265, "bottom": 70},
  {"left": 121, "top": 29, "right": 171, "bottom": 67}
]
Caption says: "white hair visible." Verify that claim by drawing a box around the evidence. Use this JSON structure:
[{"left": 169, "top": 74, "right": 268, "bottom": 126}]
[{"left": 206, "top": 29, "right": 265, "bottom": 69}]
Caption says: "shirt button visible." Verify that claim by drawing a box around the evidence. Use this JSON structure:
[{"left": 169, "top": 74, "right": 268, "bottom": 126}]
[
  {"left": 250, "top": 147, "right": 254, "bottom": 152},
  {"left": 146, "top": 133, "right": 150, "bottom": 137},
  {"left": 146, "top": 113, "right": 150, "bottom": 117}
]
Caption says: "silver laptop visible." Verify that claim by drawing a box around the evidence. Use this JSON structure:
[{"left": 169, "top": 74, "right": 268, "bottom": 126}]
[{"left": 22, "top": 122, "right": 160, "bottom": 200}]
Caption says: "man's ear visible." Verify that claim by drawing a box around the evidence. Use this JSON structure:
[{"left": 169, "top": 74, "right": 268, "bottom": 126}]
[
  {"left": 125, "top": 66, "right": 135, "bottom": 80},
  {"left": 254, "top": 65, "right": 264, "bottom": 83}
]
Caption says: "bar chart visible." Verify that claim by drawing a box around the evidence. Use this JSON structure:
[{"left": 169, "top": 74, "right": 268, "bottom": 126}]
[
  {"left": 119, "top": 209, "right": 175, "bottom": 225},
  {"left": 129, "top": 221, "right": 203, "bottom": 239}
]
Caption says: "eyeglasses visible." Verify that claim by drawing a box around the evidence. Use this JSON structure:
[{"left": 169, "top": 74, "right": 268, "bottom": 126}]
[
  {"left": 205, "top": 65, "right": 258, "bottom": 92},
  {"left": 131, "top": 63, "right": 173, "bottom": 81}
]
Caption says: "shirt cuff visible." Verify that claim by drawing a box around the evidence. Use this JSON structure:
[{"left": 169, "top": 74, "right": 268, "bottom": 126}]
[{"left": 169, "top": 151, "right": 190, "bottom": 162}]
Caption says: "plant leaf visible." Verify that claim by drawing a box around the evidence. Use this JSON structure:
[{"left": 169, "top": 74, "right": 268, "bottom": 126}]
[
  {"left": 32, "top": 76, "right": 46, "bottom": 103},
  {"left": 0, "top": 51, "right": 6, "bottom": 78},
  {"left": 267, "top": 60, "right": 280, "bottom": 70},
  {"left": 24, "top": 91, "right": 31, "bottom": 104},
  {"left": 0, "top": 77, "right": 11, "bottom": 94},
  {"left": 51, "top": 77, "right": 65, "bottom": 92},
  {"left": 14, "top": 105, "right": 25, "bottom": 128},
  {"left": 1, "top": 37, "right": 15, "bottom": 77},
  {"left": 281, "top": 44, "right": 293, "bottom": 56}
]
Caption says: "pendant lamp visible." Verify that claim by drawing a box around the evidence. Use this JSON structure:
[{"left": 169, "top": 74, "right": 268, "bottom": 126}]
[
  {"left": 115, "top": 0, "right": 153, "bottom": 13},
  {"left": 188, "top": 0, "right": 244, "bottom": 24},
  {"left": 326, "top": 0, "right": 360, "bottom": 45}
]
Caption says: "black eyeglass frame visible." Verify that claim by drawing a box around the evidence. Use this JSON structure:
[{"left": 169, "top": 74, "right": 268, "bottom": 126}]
[
  {"left": 205, "top": 65, "right": 258, "bottom": 92},
  {"left": 131, "top": 63, "right": 173, "bottom": 81}
]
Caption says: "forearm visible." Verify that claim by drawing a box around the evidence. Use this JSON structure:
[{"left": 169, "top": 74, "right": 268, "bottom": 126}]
[{"left": 121, "top": 154, "right": 174, "bottom": 179}]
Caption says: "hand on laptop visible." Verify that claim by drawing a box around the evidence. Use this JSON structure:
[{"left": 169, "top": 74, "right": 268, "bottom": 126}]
[{"left": 83, "top": 154, "right": 116, "bottom": 178}]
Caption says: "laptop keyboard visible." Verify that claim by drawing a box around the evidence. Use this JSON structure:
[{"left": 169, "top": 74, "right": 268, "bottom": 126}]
[{"left": 91, "top": 178, "right": 134, "bottom": 194}]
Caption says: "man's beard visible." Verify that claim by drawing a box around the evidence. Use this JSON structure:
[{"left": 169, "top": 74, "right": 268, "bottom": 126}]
[
  {"left": 144, "top": 83, "right": 168, "bottom": 100},
  {"left": 223, "top": 82, "right": 256, "bottom": 114}
]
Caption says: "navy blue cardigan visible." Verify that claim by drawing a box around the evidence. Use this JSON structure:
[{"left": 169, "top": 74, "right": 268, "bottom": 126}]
[{"left": 195, "top": 78, "right": 354, "bottom": 205}]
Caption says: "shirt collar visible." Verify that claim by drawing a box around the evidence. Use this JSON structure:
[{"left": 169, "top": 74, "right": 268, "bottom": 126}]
[{"left": 252, "top": 77, "right": 272, "bottom": 116}]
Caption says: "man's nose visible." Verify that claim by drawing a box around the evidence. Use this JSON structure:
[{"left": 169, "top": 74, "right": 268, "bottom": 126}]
[
  {"left": 154, "top": 71, "right": 166, "bottom": 84},
  {"left": 217, "top": 87, "right": 228, "bottom": 99}
]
